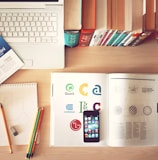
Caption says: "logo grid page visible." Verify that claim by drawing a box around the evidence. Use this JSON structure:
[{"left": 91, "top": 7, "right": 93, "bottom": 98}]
[{"left": 52, "top": 73, "right": 108, "bottom": 146}]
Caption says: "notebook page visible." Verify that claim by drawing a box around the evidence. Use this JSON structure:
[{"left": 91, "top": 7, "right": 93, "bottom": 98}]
[{"left": 0, "top": 83, "right": 38, "bottom": 145}]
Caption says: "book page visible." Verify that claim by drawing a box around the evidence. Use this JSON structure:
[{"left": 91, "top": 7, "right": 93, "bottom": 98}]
[
  {"left": 50, "top": 72, "right": 108, "bottom": 146},
  {"left": 108, "top": 74, "right": 158, "bottom": 146}
]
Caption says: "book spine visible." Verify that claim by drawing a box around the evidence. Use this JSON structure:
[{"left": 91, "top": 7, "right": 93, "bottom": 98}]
[
  {"left": 98, "top": 30, "right": 108, "bottom": 46},
  {"left": 64, "top": 0, "right": 82, "bottom": 30},
  {"left": 111, "top": 31, "right": 128, "bottom": 46},
  {"left": 100, "top": 30, "right": 113, "bottom": 46},
  {"left": 111, "top": 0, "right": 125, "bottom": 30},
  {"left": 117, "top": 32, "right": 132, "bottom": 46},
  {"left": 107, "top": 30, "right": 122, "bottom": 46},
  {"left": 89, "top": 29, "right": 107, "bottom": 46},
  {"left": 78, "top": 29, "right": 95, "bottom": 47},
  {"left": 64, "top": 31, "right": 80, "bottom": 47},
  {"left": 102, "top": 30, "right": 114, "bottom": 46},
  {"left": 123, "top": 32, "right": 141, "bottom": 46},
  {"left": 130, "top": 31, "right": 153, "bottom": 46},
  {"left": 78, "top": 0, "right": 96, "bottom": 46},
  {"left": 105, "top": 30, "right": 118, "bottom": 46},
  {"left": 145, "top": 0, "right": 155, "bottom": 31}
]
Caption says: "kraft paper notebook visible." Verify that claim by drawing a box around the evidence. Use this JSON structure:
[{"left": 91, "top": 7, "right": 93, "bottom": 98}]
[
  {"left": 0, "top": 83, "right": 38, "bottom": 145},
  {"left": 50, "top": 72, "right": 158, "bottom": 147}
]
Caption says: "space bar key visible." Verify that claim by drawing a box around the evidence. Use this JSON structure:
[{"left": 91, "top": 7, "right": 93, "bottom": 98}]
[{"left": 4, "top": 37, "right": 29, "bottom": 43}]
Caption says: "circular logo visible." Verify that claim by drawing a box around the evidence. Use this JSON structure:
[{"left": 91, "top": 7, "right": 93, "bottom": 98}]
[
  {"left": 70, "top": 119, "right": 81, "bottom": 131},
  {"left": 129, "top": 105, "right": 137, "bottom": 115},
  {"left": 143, "top": 106, "right": 152, "bottom": 115},
  {"left": 66, "top": 83, "right": 74, "bottom": 92},
  {"left": 115, "top": 106, "right": 122, "bottom": 115}
]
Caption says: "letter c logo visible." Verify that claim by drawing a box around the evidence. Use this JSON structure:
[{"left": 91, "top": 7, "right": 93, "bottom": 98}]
[
  {"left": 93, "top": 102, "right": 101, "bottom": 111},
  {"left": 79, "top": 83, "right": 88, "bottom": 96}
]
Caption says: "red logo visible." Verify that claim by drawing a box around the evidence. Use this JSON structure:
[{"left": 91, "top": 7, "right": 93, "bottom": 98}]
[{"left": 70, "top": 119, "right": 81, "bottom": 131}]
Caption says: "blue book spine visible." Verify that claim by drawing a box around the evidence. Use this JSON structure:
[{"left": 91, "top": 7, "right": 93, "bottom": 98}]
[
  {"left": 111, "top": 31, "right": 128, "bottom": 46},
  {"left": 106, "top": 30, "right": 120, "bottom": 46}
]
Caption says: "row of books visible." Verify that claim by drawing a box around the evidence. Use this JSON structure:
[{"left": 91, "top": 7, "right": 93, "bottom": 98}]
[
  {"left": 64, "top": 29, "right": 153, "bottom": 47},
  {"left": 64, "top": 0, "right": 157, "bottom": 48},
  {"left": 89, "top": 30, "right": 153, "bottom": 47}
]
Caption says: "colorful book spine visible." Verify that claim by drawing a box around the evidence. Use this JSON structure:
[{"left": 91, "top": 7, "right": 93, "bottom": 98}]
[
  {"left": 105, "top": 30, "right": 119, "bottom": 46},
  {"left": 111, "top": 31, "right": 128, "bottom": 46},
  {"left": 78, "top": 29, "right": 95, "bottom": 46},
  {"left": 123, "top": 32, "right": 141, "bottom": 46},
  {"left": 100, "top": 30, "right": 113, "bottom": 46},
  {"left": 117, "top": 32, "right": 132, "bottom": 46},
  {"left": 89, "top": 28, "right": 107, "bottom": 46},
  {"left": 130, "top": 31, "right": 153, "bottom": 46},
  {"left": 78, "top": 0, "right": 96, "bottom": 47},
  {"left": 64, "top": 31, "right": 80, "bottom": 47}
]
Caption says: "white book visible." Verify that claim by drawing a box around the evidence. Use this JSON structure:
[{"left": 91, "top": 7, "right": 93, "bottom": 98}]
[
  {"left": 89, "top": 28, "right": 107, "bottom": 46},
  {"left": 50, "top": 72, "right": 158, "bottom": 147}
]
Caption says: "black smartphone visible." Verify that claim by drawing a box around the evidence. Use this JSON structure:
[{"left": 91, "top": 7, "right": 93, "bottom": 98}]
[{"left": 83, "top": 110, "right": 100, "bottom": 142}]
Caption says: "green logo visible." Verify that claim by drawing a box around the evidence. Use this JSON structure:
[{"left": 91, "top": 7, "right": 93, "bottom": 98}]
[{"left": 66, "top": 83, "right": 74, "bottom": 92}]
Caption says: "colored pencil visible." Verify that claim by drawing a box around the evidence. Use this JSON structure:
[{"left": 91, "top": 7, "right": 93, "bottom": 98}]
[
  {"left": 0, "top": 103, "right": 13, "bottom": 154},
  {"left": 31, "top": 107, "right": 44, "bottom": 157},
  {"left": 26, "top": 107, "right": 44, "bottom": 159},
  {"left": 26, "top": 107, "right": 40, "bottom": 159},
  {"left": 26, "top": 108, "right": 41, "bottom": 159}
]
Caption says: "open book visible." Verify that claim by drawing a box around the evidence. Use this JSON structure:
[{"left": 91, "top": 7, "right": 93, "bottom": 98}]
[{"left": 50, "top": 72, "right": 158, "bottom": 147}]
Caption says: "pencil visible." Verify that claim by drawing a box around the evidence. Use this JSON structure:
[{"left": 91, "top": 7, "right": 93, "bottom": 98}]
[
  {"left": 26, "top": 108, "right": 38, "bottom": 158},
  {"left": 28, "top": 108, "right": 41, "bottom": 157},
  {"left": 0, "top": 103, "right": 13, "bottom": 154},
  {"left": 31, "top": 107, "right": 44, "bottom": 157},
  {"left": 26, "top": 107, "right": 40, "bottom": 159}
]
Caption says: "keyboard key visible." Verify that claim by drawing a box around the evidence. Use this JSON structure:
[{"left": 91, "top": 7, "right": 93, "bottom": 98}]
[{"left": 4, "top": 37, "right": 29, "bottom": 43}]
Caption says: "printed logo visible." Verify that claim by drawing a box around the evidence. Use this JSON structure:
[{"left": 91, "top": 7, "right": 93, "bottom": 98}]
[
  {"left": 66, "top": 83, "right": 74, "bottom": 92},
  {"left": 70, "top": 119, "right": 81, "bottom": 131},
  {"left": 65, "top": 83, "right": 74, "bottom": 95},
  {"left": 92, "top": 85, "right": 102, "bottom": 95},
  {"left": 129, "top": 105, "right": 137, "bottom": 115},
  {"left": 143, "top": 106, "right": 152, "bottom": 115},
  {"left": 129, "top": 85, "right": 138, "bottom": 93},
  {"left": 79, "top": 83, "right": 88, "bottom": 96},
  {"left": 64, "top": 104, "right": 75, "bottom": 113},
  {"left": 79, "top": 83, "right": 102, "bottom": 96},
  {"left": 79, "top": 101, "right": 101, "bottom": 113},
  {"left": 79, "top": 101, "right": 88, "bottom": 113}
]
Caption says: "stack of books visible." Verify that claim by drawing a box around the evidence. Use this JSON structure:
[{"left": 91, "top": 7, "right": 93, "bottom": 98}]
[{"left": 64, "top": 0, "right": 156, "bottom": 47}]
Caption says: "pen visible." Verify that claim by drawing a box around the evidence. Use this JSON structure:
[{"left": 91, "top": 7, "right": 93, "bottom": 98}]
[{"left": 0, "top": 103, "right": 13, "bottom": 154}]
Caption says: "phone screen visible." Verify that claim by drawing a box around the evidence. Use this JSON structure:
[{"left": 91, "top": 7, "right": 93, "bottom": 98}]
[{"left": 83, "top": 110, "right": 100, "bottom": 142}]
